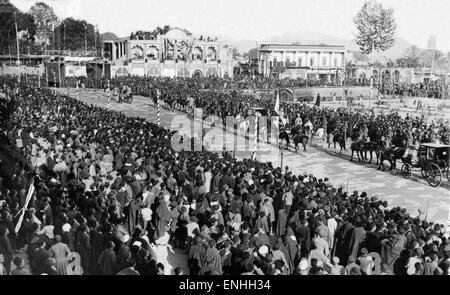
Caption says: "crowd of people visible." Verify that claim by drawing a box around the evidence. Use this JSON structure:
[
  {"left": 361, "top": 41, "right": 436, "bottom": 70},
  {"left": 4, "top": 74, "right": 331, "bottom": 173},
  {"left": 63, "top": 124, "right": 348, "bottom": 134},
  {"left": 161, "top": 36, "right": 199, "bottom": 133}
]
[
  {"left": 382, "top": 81, "right": 446, "bottom": 99},
  {"left": 0, "top": 75, "right": 449, "bottom": 276},
  {"left": 96, "top": 76, "right": 449, "bottom": 147}
]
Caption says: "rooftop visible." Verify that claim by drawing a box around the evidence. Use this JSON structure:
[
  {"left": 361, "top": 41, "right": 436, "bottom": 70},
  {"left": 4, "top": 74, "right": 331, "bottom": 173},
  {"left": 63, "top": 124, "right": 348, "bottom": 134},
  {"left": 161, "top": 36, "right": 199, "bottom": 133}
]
[{"left": 259, "top": 43, "right": 345, "bottom": 50}]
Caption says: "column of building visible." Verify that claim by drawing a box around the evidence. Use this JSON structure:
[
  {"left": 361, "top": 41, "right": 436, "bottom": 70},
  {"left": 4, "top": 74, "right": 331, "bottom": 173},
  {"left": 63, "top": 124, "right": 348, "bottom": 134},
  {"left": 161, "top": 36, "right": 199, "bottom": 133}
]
[{"left": 112, "top": 42, "right": 117, "bottom": 60}]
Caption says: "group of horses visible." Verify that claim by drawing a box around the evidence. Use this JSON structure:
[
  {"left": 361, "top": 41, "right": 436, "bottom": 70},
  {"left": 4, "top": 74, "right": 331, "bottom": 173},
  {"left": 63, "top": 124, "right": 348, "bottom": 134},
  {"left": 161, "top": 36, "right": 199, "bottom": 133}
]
[{"left": 279, "top": 121, "right": 409, "bottom": 172}]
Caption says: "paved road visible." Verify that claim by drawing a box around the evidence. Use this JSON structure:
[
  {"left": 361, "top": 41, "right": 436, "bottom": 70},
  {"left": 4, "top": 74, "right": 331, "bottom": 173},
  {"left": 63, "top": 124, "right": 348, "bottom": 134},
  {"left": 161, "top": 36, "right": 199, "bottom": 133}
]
[{"left": 58, "top": 88, "right": 450, "bottom": 225}]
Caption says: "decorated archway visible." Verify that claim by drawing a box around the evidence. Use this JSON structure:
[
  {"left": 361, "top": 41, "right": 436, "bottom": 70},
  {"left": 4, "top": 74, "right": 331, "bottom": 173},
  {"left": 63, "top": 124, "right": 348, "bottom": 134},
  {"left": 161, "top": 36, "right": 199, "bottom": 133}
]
[
  {"left": 192, "top": 69, "right": 203, "bottom": 78},
  {"left": 279, "top": 88, "right": 294, "bottom": 101}
]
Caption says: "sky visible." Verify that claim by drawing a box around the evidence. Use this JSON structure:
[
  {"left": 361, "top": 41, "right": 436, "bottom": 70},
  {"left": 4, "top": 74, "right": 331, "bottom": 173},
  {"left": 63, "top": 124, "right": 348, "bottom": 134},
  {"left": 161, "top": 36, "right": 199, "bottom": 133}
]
[{"left": 11, "top": 0, "right": 450, "bottom": 52}]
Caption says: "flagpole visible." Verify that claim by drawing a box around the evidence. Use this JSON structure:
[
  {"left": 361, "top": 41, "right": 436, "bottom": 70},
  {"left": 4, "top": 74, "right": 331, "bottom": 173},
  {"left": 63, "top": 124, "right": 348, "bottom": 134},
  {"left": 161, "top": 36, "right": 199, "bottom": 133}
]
[
  {"left": 252, "top": 115, "right": 258, "bottom": 161},
  {"left": 157, "top": 89, "right": 161, "bottom": 126},
  {"left": 15, "top": 179, "right": 35, "bottom": 234},
  {"left": 14, "top": 11, "right": 21, "bottom": 83},
  {"left": 63, "top": 23, "right": 66, "bottom": 51}
]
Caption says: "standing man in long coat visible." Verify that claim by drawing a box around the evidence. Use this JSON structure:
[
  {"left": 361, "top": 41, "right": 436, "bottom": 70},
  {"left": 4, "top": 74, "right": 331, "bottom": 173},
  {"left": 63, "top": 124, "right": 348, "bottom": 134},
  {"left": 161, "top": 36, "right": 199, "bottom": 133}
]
[
  {"left": 204, "top": 239, "right": 222, "bottom": 275},
  {"left": 334, "top": 215, "right": 354, "bottom": 265},
  {"left": 127, "top": 195, "right": 142, "bottom": 236},
  {"left": 154, "top": 195, "right": 172, "bottom": 241},
  {"left": 97, "top": 241, "right": 118, "bottom": 275},
  {"left": 50, "top": 235, "right": 71, "bottom": 275},
  {"left": 284, "top": 227, "right": 300, "bottom": 274},
  {"left": 348, "top": 219, "right": 366, "bottom": 261}
]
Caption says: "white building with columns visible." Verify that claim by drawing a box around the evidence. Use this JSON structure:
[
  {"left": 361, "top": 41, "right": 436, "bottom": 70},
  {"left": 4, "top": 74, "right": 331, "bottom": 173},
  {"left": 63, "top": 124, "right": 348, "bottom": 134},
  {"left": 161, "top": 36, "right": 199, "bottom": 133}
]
[{"left": 258, "top": 44, "right": 346, "bottom": 81}]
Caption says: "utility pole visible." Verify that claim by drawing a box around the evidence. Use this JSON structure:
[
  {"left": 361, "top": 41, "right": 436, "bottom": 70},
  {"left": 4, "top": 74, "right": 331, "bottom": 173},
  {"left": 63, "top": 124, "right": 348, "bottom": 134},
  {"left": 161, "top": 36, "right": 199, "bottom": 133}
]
[
  {"left": 84, "top": 24, "right": 87, "bottom": 53},
  {"left": 343, "top": 52, "right": 347, "bottom": 107},
  {"left": 95, "top": 25, "right": 98, "bottom": 56},
  {"left": 14, "top": 11, "right": 21, "bottom": 83},
  {"left": 369, "top": 42, "right": 374, "bottom": 109},
  {"left": 63, "top": 23, "right": 66, "bottom": 51}
]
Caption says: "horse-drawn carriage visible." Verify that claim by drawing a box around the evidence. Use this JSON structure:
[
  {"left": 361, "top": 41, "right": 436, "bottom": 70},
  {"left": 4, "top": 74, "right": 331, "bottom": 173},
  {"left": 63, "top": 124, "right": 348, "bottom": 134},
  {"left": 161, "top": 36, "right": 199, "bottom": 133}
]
[{"left": 400, "top": 143, "right": 450, "bottom": 187}]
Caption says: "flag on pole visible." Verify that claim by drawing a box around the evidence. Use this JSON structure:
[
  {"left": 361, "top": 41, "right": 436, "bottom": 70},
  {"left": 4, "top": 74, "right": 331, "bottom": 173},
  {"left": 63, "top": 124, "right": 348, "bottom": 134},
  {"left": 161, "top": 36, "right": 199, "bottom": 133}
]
[
  {"left": 15, "top": 180, "right": 35, "bottom": 234},
  {"left": 274, "top": 90, "right": 280, "bottom": 115},
  {"left": 156, "top": 89, "right": 161, "bottom": 126},
  {"left": 252, "top": 116, "right": 258, "bottom": 161}
]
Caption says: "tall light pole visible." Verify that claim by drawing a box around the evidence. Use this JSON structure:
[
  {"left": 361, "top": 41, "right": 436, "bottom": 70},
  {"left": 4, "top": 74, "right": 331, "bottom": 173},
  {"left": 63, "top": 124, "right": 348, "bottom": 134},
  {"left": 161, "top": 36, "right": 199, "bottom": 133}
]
[
  {"left": 14, "top": 11, "right": 21, "bottom": 83},
  {"left": 63, "top": 23, "right": 66, "bottom": 51},
  {"left": 95, "top": 25, "right": 98, "bottom": 56},
  {"left": 84, "top": 24, "right": 87, "bottom": 53},
  {"left": 369, "top": 42, "right": 374, "bottom": 109}
]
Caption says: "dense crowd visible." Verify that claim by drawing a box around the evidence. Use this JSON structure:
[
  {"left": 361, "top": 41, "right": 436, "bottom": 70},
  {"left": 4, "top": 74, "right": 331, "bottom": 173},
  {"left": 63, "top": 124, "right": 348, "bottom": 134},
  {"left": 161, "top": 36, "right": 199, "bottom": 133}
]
[
  {"left": 98, "top": 76, "right": 449, "bottom": 146},
  {"left": 62, "top": 75, "right": 369, "bottom": 92},
  {"left": 0, "top": 76, "right": 449, "bottom": 276},
  {"left": 382, "top": 81, "right": 446, "bottom": 99}
]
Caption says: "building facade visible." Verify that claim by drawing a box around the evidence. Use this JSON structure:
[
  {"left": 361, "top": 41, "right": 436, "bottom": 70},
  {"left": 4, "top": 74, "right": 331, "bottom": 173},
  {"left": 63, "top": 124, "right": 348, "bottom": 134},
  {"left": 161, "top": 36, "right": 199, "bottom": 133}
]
[
  {"left": 103, "top": 27, "right": 235, "bottom": 78},
  {"left": 351, "top": 66, "right": 442, "bottom": 85},
  {"left": 258, "top": 44, "right": 346, "bottom": 81}
]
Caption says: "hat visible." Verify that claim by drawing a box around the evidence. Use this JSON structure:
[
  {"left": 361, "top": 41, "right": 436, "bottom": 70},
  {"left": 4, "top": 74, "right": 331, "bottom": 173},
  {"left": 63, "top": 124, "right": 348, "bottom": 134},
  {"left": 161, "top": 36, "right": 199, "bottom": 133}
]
[
  {"left": 258, "top": 245, "right": 269, "bottom": 256},
  {"left": 299, "top": 258, "right": 309, "bottom": 271},
  {"left": 62, "top": 223, "right": 71, "bottom": 232},
  {"left": 132, "top": 241, "right": 142, "bottom": 248},
  {"left": 31, "top": 237, "right": 41, "bottom": 244},
  {"left": 121, "top": 234, "right": 130, "bottom": 243},
  {"left": 164, "top": 194, "right": 170, "bottom": 203}
]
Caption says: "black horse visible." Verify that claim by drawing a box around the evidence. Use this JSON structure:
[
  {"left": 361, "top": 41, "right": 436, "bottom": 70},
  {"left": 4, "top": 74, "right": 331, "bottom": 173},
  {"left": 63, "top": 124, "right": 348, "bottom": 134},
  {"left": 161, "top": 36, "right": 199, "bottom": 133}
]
[
  {"left": 291, "top": 125, "right": 309, "bottom": 152},
  {"left": 351, "top": 140, "right": 383, "bottom": 164},
  {"left": 328, "top": 129, "right": 346, "bottom": 152},
  {"left": 378, "top": 146, "right": 407, "bottom": 171},
  {"left": 279, "top": 130, "right": 290, "bottom": 149}
]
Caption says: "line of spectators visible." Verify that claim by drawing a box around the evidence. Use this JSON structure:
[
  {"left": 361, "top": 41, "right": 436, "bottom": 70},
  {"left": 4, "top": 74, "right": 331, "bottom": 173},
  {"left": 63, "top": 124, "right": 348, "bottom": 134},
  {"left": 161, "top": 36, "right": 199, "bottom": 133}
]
[{"left": 0, "top": 76, "right": 449, "bottom": 276}]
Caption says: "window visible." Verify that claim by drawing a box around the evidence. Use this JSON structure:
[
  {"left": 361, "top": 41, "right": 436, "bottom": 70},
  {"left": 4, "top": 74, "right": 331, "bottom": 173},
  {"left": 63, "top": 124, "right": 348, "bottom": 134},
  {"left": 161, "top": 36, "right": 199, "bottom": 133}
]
[
  {"left": 298, "top": 58, "right": 302, "bottom": 66},
  {"left": 310, "top": 58, "right": 314, "bottom": 66},
  {"left": 334, "top": 58, "right": 338, "bottom": 67},
  {"left": 322, "top": 57, "right": 327, "bottom": 66},
  {"left": 427, "top": 148, "right": 435, "bottom": 160}
]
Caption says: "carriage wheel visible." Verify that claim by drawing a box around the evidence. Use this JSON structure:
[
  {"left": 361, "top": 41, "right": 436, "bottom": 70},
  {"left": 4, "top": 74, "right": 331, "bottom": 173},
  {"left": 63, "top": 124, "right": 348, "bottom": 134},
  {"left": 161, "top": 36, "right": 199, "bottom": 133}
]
[
  {"left": 420, "top": 167, "right": 429, "bottom": 178},
  {"left": 401, "top": 163, "right": 412, "bottom": 179},
  {"left": 426, "top": 163, "right": 442, "bottom": 187},
  {"left": 436, "top": 159, "right": 447, "bottom": 170}
]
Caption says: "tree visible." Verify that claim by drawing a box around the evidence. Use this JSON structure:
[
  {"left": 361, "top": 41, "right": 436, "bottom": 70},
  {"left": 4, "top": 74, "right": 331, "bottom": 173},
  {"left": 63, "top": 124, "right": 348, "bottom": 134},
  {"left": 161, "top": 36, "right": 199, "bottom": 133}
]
[
  {"left": 354, "top": 1, "right": 396, "bottom": 55},
  {"left": 29, "top": 2, "right": 58, "bottom": 47},
  {"left": 55, "top": 18, "right": 97, "bottom": 51},
  {"left": 0, "top": 1, "right": 36, "bottom": 54},
  {"left": 243, "top": 48, "right": 257, "bottom": 60},
  {"left": 354, "top": 0, "right": 396, "bottom": 102}
]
